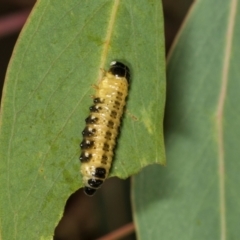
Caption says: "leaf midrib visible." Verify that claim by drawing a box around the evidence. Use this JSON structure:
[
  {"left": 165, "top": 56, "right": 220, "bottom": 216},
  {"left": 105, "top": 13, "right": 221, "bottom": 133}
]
[{"left": 216, "top": 1, "right": 238, "bottom": 240}]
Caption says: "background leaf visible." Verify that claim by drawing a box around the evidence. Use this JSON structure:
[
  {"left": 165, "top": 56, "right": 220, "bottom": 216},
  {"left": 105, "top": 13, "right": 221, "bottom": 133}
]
[
  {"left": 133, "top": 0, "right": 240, "bottom": 239},
  {"left": 0, "top": 0, "right": 165, "bottom": 239}
]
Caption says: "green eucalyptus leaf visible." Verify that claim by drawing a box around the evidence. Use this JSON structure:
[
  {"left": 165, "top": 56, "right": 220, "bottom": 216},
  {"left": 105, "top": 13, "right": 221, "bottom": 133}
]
[
  {"left": 0, "top": 0, "right": 165, "bottom": 239},
  {"left": 133, "top": 1, "right": 240, "bottom": 239}
]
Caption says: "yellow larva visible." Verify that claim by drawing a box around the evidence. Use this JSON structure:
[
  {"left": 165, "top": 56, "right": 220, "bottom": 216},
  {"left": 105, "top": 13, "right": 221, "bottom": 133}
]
[{"left": 80, "top": 61, "right": 130, "bottom": 196}]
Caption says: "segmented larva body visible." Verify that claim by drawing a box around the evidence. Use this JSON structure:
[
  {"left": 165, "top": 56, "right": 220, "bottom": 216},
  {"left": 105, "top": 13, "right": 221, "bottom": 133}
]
[{"left": 80, "top": 61, "right": 130, "bottom": 196}]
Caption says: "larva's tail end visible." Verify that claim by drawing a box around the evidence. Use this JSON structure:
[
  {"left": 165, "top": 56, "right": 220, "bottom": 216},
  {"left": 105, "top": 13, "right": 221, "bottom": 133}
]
[{"left": 84, "top": 187, "right": 97, "bottom": 196}]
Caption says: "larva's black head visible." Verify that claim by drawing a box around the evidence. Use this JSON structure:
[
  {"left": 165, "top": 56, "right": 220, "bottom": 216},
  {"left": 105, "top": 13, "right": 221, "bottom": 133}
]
[{"left": 109, "top": 61, "right": 130, "bottom": 82}]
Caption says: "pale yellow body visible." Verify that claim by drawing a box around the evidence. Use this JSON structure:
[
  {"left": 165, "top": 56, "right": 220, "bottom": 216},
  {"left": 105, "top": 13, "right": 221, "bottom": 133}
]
[{"left": 80, "top": 71, "right": 129, "bottom": 189}]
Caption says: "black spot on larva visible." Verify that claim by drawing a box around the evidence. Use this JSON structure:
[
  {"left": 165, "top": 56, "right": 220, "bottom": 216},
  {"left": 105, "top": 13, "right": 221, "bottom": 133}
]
[
  {"left": 94, "top": 167, "right": 106, "bottom": 178},
  {"left": 82, "top": 127, "right": 95, "bottom": 137},
  {"left": 103, "top": 143, "right": 109, "bottom": 151},
  {"left": 85, "top": 115, "right": 98, "bottom": 124},
  {"left": 114, "top": 101, "right": 120, "bottom": 110},
  {"left": 107, "top": 120, "right": 114, "bottom": 128},
  {"left": 110, "top": 110, "right": 117, "bottom": 118},
  {"left": 115, "top": 101, "right": 120, "bottom": 106},
  {"left": 116, "top": 95, "right": 122, "bottom": 101},
  {"left": 84, "top": 187, "right": 96, "bottom": 196},
  {"left": 117, "top": 91, "right": 123, "bottom": 96},
  {"left": 88, "top": 179, "right": 103, "bottom": 188},
  {"left": 80, "top": 139, "right": 94, "bottom": 149},
  {"left": 89, "top": 105, "right": 102, "bottom": 112},
  {"left": 101, "top": 155, "right": 108, "bottom": 164},
  {"left": 79, "top": 152, "right": 92, "bottom": 162},
  {"left": 94, "top": 98, "right": 103, "bottom": 104},
  {"left": 105, "top": 131, "right": 112, "bottom": 140},
  {"left": 109, "top": 61, "right": 130, "bottom": 82}
]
